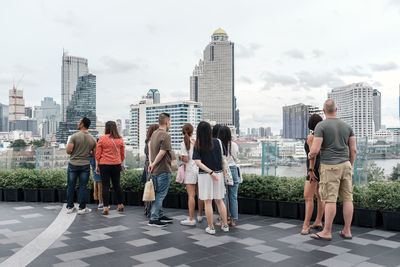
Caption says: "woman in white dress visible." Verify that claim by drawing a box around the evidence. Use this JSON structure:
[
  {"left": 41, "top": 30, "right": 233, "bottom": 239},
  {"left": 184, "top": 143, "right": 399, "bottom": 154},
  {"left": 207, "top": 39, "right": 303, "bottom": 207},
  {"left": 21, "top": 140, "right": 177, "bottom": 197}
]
[{"left": 180, "top": 124, "right": 205, "bottom": 225}]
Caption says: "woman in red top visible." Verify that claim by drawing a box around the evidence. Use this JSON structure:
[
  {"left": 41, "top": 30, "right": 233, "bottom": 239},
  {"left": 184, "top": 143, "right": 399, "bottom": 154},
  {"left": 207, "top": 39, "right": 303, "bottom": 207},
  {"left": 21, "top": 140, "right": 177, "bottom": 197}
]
[{"left": 95, "top": 121, "right": 125, "bottom": 215}]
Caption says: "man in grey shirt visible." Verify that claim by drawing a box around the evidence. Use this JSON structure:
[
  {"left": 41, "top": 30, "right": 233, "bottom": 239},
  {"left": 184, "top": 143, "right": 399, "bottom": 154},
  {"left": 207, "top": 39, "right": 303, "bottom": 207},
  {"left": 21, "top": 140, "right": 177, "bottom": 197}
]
[{"left": 308, "top": 100, "right": 357, "bottom": 241}]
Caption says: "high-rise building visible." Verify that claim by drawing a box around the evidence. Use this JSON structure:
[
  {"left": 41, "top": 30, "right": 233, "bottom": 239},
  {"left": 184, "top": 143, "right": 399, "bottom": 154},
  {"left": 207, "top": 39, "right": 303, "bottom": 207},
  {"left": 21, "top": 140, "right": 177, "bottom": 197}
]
[
  {"left": 34, "top": 97, "right": 61, "bottom": 140},
  {"left": 146, "top": 89, "right": 160, "bottom": 104},
  {"left": 190, "top": 28, "right": 238, "bottom": 132},
  {"left": 372, "top": 89, "right": 381, "bottom": 132},
  {"left": 24, "top": 107, "right": 33, "bottom": 118},
  {"left": 123, "top": 119, "right": 130, "bottom": 137},
  {"left": 61, "top": 52, "right": 89, "bottom": 121},
  {"left": 116, "top": 119, "right": 123, "bottom": 134},
  {"left": 282, "top": 103, "right": 322, "bottom": 139},
  {"left": 9, "top": 119, "right": 38, "bottom": 134},
  {"left": 9, "top": 86, "right": 25, "bottom": 121},
  {"left": 328, "top": 82, "right": 373, "bottom": 139},
  {"left": 129, "top": 97, "right": 202, "bottom": 154},
  {"left": 57, "top": 74, "right": 97, "bottom": 143},
  {"left": 0, "top": 104, "right": 9, "bottom": 132}
]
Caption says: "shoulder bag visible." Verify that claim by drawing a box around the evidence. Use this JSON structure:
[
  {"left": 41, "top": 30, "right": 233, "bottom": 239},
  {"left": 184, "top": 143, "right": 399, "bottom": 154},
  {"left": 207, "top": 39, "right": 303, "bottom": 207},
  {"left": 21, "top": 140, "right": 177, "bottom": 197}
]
[
  {"left": 110, "top": 137, "right": 125, "bottom": 172},
  {"left": 218, "top": 139, "right": 234, "bottom": 186}
]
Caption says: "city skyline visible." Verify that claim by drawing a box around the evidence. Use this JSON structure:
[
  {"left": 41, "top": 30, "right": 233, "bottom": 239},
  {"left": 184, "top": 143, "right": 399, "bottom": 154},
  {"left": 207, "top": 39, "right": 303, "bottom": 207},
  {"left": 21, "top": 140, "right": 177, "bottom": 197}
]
[{"left": 1, "top": 1, "right": 400, "bottom": 134}]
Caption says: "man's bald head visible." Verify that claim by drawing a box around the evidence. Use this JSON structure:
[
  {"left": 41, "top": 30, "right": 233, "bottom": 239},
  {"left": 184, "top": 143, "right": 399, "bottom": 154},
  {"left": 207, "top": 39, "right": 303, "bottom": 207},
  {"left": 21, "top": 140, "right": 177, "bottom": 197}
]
[{"left": 323, "top": 99, "right": 337, "bottom": 115}]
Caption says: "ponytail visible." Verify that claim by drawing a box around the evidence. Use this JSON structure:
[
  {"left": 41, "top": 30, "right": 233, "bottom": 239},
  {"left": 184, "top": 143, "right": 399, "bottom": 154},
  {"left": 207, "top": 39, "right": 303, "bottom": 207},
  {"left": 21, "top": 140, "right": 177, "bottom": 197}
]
[
  {"left": 184, "top": 133, "right": 190, "bottom": 151},
  {"left": 182, "top": 123, "right": 194, "bottom": 151}
]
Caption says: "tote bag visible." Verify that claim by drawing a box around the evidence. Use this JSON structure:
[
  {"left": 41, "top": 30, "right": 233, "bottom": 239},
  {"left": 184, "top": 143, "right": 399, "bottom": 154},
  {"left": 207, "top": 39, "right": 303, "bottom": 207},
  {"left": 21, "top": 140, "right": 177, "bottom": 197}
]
[
  {"left": 176, "top": 164, "right": 185, "bottom": 183},
  {"left": 218, "top": 139, "right": 234, "bottom": 186},
  {"left": 142, "top": 178, "right": 155, "bottom": 201}
]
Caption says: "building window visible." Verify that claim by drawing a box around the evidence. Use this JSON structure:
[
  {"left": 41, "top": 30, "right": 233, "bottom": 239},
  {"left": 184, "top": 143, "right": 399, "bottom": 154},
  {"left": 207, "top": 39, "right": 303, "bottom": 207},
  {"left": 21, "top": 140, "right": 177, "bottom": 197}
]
[{"left": 210, "top": 46, "right": 214, "bottom": 61}]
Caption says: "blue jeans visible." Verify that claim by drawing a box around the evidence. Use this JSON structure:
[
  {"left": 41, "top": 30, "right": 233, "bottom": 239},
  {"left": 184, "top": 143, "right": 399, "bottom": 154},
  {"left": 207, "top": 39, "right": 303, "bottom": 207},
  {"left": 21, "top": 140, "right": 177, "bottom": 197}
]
[
  {"left": 150, "top": 172, "right": 171, "bottom": 221},
  {"left": 223, "top": 166, "right": 239, "bottom": 220},
  {"left": 67, "top": 163, "right": 90, "bottom": 210}
]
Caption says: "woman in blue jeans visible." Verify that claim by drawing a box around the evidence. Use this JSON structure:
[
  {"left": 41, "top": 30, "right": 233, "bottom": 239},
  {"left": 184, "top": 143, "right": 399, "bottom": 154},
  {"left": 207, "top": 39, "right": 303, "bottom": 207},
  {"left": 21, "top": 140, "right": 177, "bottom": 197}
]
[{"left": 218, "top": 126, "right": 240, "bottom": 227}]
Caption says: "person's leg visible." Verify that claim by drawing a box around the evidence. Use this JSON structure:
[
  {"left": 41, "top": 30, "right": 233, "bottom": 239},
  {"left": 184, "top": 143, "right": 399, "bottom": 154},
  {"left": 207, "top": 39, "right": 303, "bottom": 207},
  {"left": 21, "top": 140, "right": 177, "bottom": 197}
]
[
  {"left": 204, "top": 199, "right": 213, "bottom": 228},
  {"left": 342, "top": 201, "right": 353, "bottom": 237},
  {"left": 302, "top": 180, "right": 315, "bottom": 234},
  {"left": 228, "top": 166, "right": 239, "bottom": 224},
  {"left": 197, "top": 185, "right": 204, "bottom": 217},
  {"left": 186, "top": 184, "right": 196, "bottom": 220},
  {"left": 100, "top": 165, "right": 111, "bottom": 208},
  {"left": 110, "top": 165, "right": 123, "bottom": 205},
  {"left": 339, "top": 162, "right": 354, "bottom": 237},
  {"left": 66, "top": 164, "right": 77, "bottom": 209},
  {"left": 313, "top": 184, "right": 325, "bottom": 227},
  {"left": 150, "top": 173, "right": 171, "bottom": 221},
  {"left": 214, "top": 199, "right": 228, "bottom": 226},
  {"left": 77, "top": 165, "right": 90, "bottom": 210},
  {"left": 98, "top": 182, "right": 103, "bottom": 205}
]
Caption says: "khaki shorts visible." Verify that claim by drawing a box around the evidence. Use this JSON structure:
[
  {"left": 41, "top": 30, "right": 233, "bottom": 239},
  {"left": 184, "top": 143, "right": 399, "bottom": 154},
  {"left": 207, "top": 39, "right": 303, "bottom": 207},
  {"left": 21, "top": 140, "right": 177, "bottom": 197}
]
[
  {"left": 93, "top": 181, "right": 103, "bottom": 202},
  {"left": 319, "top": 161, "right": 353, "bottom": 203}
]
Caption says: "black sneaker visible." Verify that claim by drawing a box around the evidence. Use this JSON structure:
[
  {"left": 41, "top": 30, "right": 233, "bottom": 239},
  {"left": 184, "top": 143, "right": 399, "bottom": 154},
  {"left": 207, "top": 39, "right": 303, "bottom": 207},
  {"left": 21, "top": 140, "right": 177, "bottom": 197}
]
[
  {"left": 148, "top": 220, "right": 168, "bottom": 228},
  {"left": 159, "top": 216, "right": 173, "bottom": 223}
]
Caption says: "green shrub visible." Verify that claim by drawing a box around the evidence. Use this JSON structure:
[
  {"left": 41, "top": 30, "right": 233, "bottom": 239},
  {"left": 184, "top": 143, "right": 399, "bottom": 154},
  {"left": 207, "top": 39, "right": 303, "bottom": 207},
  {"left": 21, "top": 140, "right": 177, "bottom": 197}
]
[
  {"left": 168, "top": 172, "right": 186, "bottom": 194},
  {"left": 120, "top": 170, "right": 144, "bottom": 191},
  {"left": 275, "top": 176, "right": 305, "bottom": 202}
]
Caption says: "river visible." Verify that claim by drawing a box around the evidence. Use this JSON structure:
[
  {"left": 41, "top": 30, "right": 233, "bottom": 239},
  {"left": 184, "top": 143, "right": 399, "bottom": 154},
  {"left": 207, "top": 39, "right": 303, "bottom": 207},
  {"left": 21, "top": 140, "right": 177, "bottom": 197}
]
[{"left": 241, "top": 159, "right": 399, "bottom": 177}]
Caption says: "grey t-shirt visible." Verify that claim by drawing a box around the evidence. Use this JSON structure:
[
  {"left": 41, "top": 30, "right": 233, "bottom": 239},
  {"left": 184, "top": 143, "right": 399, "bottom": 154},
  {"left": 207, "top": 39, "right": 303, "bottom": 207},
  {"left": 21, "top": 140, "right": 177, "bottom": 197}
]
[
  {"left": 68, "top": 131, "right": 97, "bottom": 166},
  {"left": 314, "top": 118, "right": 354, "bottom": 165}
]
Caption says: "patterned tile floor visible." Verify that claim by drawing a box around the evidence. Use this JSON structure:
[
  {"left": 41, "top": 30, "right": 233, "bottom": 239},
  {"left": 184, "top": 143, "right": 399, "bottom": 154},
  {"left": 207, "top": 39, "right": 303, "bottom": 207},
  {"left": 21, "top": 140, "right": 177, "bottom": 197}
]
[{"left": 0, "top": 202, "right": 399, "bottom": 267}]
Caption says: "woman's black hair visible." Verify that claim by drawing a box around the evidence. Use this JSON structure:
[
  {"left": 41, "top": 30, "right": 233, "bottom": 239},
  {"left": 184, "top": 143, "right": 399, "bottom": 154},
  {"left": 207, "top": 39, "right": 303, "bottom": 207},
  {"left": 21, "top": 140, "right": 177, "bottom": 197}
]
[
  {"left": 308, "top": 114, "right": 323, "bottom": 131},
  {"left": 217, "top": 126, "right": 232, "bottom": 155},
  {"left": 195, "top": 121, "right": 213, "bottom": 153},
  {"left": 212, "top": 124, "right": 222, "bottom": 138}
]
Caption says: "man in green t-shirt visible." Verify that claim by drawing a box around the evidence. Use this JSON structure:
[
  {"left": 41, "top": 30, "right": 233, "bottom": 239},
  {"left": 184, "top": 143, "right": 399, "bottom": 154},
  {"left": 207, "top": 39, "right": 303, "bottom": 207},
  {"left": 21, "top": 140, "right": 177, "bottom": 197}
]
[
  {"left": 66, "top": 117, "right": 97, "bottom": 215},
  {"left": 308, "top": 100, "right": 357, "bottom": 241}
]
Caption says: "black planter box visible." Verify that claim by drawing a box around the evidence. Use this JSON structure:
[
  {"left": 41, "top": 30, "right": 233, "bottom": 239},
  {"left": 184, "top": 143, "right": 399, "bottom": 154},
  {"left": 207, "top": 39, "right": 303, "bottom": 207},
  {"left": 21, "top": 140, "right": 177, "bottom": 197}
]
[
  {"left": 0, "top": 188, "right": 3, "bottom": 201},
  {"left": 24, "top": 189, "right": 40, "bottom": 202},
  {"left": 333, "top": 205, "right": 344, "bottom": 225},
  {"left": 238, "top": 198, "right": 259, "bottom": 215},
  {"left": 163, "top": 193, "right": 180, "bottom": 209},
  {"left": 40, "top": 189, "right": 57, "bottom": 202},
  {"left": 382, "top": 211, "right": 400, "bottom": 231},
  {"left": 125, "top": 191, "right": 143, "bottom": 206},
  {"left": 180, "top": 194, "right": 188, "bottom": 210},
  {"left": 278, "top": 201, "right": 298, "bottom": 219},
  {"left": 4, "top": 188, "right": 23, "bottom": 201},
  {"left": 110, "top": 190, "right": 126, "bottom": 205},
  {"left": 259, "top": 199, "right": 278, "bottom": 217},
  {"left": 353, "top": 208, "right": 378, "bottom": 228},
  {"left": 298, "top": 202, "right": 318, "bottom": 221},
  {"left": 58, "top": 189, "right": 68, "bottom": 203}
]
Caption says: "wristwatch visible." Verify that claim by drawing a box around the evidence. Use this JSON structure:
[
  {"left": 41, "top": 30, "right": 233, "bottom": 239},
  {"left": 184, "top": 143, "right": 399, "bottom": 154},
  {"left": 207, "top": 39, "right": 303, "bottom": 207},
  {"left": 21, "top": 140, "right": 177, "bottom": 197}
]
[
  {"left": 209, "top": 171, "right": 214, "bottom": 175},
  {"left": 307, "top": 168, "right": 314, "bottom": 173}
]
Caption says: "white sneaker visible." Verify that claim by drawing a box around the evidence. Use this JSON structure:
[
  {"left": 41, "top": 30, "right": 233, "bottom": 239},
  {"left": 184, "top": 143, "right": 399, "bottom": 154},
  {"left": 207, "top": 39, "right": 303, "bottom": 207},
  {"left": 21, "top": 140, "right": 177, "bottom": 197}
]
[
  {"left": 205, "top": 226, "right": 216, "bottom": 235},
  {"left": 180, "top": 218, "right": 196, "bottom": 226},
  {"left": 221, "top": 225, "right": 230, "bottom": 232},
  {"left": 197, "top": 216, "right": 204, "bottom": 222},
  {"left": 98, "top": 204, "right": 104, "bottom": 210},
  {"left": 77, "top": 208, "right": 92, "bottom": 215},
  {"left": 66, "top": 207, "right": 77, "bottom": 214}
]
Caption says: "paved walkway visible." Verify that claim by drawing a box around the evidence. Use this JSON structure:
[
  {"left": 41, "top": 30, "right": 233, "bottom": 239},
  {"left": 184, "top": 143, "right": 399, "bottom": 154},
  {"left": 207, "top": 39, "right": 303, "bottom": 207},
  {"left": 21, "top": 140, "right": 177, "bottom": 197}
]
[{"left": 0, "top": 202, "right": 399, "bottom": 267}]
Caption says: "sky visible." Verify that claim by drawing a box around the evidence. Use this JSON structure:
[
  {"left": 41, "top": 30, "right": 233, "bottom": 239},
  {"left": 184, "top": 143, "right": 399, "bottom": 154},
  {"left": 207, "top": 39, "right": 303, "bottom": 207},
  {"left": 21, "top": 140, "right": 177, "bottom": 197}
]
[{"left": 1, "top": 0, "right": 400, "bottom": 134}]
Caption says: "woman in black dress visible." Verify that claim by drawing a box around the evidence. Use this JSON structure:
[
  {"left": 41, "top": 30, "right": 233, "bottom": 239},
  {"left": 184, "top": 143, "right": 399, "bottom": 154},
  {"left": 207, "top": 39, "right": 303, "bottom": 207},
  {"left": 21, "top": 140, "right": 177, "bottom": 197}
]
[{"left": 301, "top": 114, "right": 325, "bottom": 235}]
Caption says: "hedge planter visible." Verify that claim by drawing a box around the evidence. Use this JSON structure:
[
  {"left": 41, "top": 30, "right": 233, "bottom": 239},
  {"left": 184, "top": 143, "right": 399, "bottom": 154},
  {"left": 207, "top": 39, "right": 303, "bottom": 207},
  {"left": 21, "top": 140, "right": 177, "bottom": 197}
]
[
  {"left": 278, "top": 201, "right": 298, "bottom": 219},
  {"left": 4, "top": 188, "right": 23, "bottom": 201},
  {"left": 110, "top": 190, "right": 126, "bottom": 205},
  {"left": 180, "top": 194, "right": 188, "bottom": 210},
  {"left": 353, "top": 208, "right": 379, "bottom": 228},
  {"left": 382, "top": 211, "right": 400, "bottom": 231},
  {"left": 298, "top": 202, "right": 318, "bottom": 221},
  {"left": 23, "top": 189, "right": 40, "bottom": 202},
  {"left": 58, "top": 189, "right": 68, "bottom": 203},
  {"left": 125, "top": 191, "right": 142, "bottom": 206},
  {"left": 163, "top": 193, "right": 180, "bottom": 209},
  {"left": 40, "top": 189, "right": 57, "bottom": 202},
  {"left": 259, "top": 199, "right": 278, "bottom": 217},
  {"left": 238, "top": 198, "right": 259, "bottom": 215},
  {"left": 0, "top": 188, "right": 3, "bottom": 201}
]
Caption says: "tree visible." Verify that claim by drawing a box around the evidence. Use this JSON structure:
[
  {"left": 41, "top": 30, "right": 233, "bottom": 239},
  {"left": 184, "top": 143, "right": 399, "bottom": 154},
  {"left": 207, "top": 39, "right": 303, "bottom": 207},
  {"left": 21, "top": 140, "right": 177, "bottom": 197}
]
[
  {"left": 10, "top": 139, "right": 27, "bottom": 149},
  {"left": 31, "top": 139, "right": 47, "bottom": 148},
  {"left": 367, "top": 161, "right": 385, "bottom": 182},
  {"left": 390, "top": 163, "right": 400, "bottom": 181}
]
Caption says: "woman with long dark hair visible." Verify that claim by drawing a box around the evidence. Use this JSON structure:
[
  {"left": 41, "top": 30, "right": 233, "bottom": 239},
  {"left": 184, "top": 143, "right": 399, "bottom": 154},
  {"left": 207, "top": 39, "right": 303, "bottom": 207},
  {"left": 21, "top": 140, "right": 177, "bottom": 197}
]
[
  {"left": 218, "top": 126, "right": 239, "bottom": 227},
  {"left": 142, "top": 124, "right": 159, "bottom": 218},
  {"left": 193, "top": 121, "right": 229, "bottom": 235},
  {"left": 301, "top": 114, "right": 325, "bottom": 234},
  {"left": 95, "top": 121, "right": 125, "bottom": 215},
  {"left": 180, "top": 123, "right": 204, "bottom": 226}
]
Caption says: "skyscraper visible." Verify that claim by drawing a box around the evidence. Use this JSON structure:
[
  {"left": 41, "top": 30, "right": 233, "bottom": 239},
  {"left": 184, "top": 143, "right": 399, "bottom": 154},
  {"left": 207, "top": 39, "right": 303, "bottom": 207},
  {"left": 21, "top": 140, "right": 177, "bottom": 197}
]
[
  {"left": 190, "top": 28, "right": 238, "bottom": 132},
  {"left": 57, "top": 74, "right": 97, "bottom": 143},
  {"left": 328, "top": 83, "right": 373, "bottom": 139},
  {"left": 282, "top": 103, "right": 322, "bottom": 139},
  {"left": 146, "top": 89, "right": 160, "bottom": 104},
  {"left": 24, "top": 107, "right": 33, "bottom": 118},
  {"left": 34, "top": 97, "right": 61, "bottom": 139},
  {"left": 9, "top": 86, "right": 25, "bottom": 121},
  {"left": 0, "top": 103, "right": 9, "bottom": 132},
  {"left": 61, "top": 52, "right": 89, "bottom": 121},
  {"left": 372, "top": 89, "right": 381, "bottom": 132}
]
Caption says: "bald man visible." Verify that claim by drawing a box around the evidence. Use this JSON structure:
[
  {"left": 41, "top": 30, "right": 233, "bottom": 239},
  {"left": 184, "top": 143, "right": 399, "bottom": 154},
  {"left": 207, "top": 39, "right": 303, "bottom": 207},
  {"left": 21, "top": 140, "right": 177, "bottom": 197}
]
[{"left": 308, "top": 99, "right": 357, "bottom": 241}]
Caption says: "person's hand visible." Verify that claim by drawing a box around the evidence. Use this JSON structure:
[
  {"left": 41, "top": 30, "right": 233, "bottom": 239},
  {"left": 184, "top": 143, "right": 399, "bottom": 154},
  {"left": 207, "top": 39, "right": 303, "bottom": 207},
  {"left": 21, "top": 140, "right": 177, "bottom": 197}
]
[
  {"left": 211, "top": 172, "right": 219, "bottom": 182},
  {"left": 308, "top": 152, "right": 314, "bottom": 160},
  {"left": 148, "top": 164, "right": 154, "bottom": 174},
  {"left": 96, "top": 166, "right": 100, "bottom": 174},
  {"left": 308, "top": 171, "right": 317, "bottom": 182}
]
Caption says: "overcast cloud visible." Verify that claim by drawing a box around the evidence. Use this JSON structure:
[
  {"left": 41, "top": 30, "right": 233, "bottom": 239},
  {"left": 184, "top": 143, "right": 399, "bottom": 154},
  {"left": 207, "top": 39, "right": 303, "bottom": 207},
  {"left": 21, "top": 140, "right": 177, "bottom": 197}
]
[{"left": 0, "top": 0, "right": 399, "bottom": 134}]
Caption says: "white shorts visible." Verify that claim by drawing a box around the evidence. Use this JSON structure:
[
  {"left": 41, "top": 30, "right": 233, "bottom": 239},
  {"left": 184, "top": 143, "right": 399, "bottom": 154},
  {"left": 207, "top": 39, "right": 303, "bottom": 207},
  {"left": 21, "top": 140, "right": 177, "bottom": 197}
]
[
  {"left": 198, "top": 172, "right": 225, "bottom": 200},
  {"left": 184, "top": 170, "right": 198, "bottom": 184}
]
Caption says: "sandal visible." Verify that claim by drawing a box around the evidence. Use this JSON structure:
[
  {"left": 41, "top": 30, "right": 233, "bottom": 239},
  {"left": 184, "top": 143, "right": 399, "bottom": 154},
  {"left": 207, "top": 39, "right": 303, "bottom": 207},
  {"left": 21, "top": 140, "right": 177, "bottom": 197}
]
[
  {"left": 338, "top": 230, "right": 352, "bottom": 240},
  {"left": 310, "top": 233, "right": 332, "bottom": 241},
  {"left": 310, "top": 224, "right": 323, "bottom": 231},
  {"left": 300, "top": 228, "right": 310, "bottom": 235}
]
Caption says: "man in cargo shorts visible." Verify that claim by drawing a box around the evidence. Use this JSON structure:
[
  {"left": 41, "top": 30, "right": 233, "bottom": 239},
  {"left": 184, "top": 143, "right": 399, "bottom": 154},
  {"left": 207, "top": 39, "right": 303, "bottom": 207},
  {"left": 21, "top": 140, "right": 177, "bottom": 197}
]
[{"left": 308, "top": 99, "right": 357, "bottom": 240}]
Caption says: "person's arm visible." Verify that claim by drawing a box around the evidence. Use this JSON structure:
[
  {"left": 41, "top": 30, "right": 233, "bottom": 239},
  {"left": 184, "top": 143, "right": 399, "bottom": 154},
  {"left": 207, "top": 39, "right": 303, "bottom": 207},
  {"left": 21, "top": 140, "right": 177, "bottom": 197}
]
[
  {"left": 120, "top": 140, "right": 125, "bottom": 162},
  {"left": 148, "top": 142, "right": 152, "bottom": 165},
  {"left": 194, "top": 160, "right": 219, "bottom": 182},
  {"left": 66, "top": 143, "right": 74, "bottom": 154},
  {"left": 148, "top": 150, "right": 167, "bottom": 173},
  {"left": 95, "top": 138, "right": 102, "bottom": 174},
  {"left": 307, "top": 135, "right": 317, "bottom": 182},
  {"left": 349, "top": 136, "right": 357, "bottom": 166},
  {"left": 308, "top": 137, "right": 323, "bottom": 160},
  {"left": 180, "top": 142, "right": 189, "bottom": 163}
]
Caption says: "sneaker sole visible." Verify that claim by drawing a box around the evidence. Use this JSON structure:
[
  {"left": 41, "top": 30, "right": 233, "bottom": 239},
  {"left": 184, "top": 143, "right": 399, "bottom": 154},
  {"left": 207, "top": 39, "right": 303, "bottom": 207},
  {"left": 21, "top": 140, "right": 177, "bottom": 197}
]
[
  {"left": 180, "top": 222, "right": 197, "bottom": 226},
  {"left": 78, "top": 211, "right": 91, "bottom": 215},
  {"left": 160, "top": 220, "right": 173, "bottom": 223},
  {"left": 206, "top": 231, "right": 216, "bottom": 235},
  {"left": 147, "top": 223, "right": 167, "bottom": 228}
]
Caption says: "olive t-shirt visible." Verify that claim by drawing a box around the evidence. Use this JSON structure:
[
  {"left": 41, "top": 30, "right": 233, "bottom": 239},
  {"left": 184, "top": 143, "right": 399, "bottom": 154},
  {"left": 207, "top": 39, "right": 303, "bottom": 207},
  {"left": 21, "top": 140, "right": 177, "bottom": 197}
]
[
  {"left": 149, "top": 129, "right": 172, "bottom": 176},
  {"left": 314, "top": 118, "right": 354, "bottom": 165},
  {"left": 68, "top": 131, "right": 97, "bottom": 166}
]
